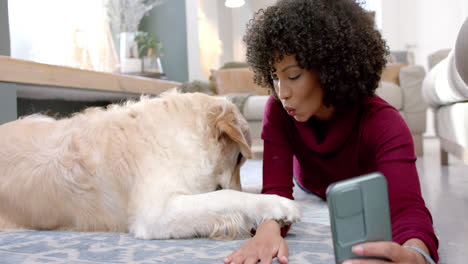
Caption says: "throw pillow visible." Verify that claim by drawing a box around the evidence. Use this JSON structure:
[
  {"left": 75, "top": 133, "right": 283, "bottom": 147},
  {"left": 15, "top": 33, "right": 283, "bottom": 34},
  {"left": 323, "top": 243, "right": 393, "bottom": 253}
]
[
  {"left": 177, "top": 80, "right": 216, "bottom": 95},
  {"left": 211, "top": 68, "right": 269, "bottom": 95},
  {"left": 381, "top": 62, "right": 408, "bottom": 85},
  {"left": 219, "top": 61, "right": 249, "bottom": 70}
]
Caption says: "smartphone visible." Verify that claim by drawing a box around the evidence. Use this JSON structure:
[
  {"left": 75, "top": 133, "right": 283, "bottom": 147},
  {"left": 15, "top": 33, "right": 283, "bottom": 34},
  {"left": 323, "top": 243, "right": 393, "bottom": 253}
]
[{"left": 326, "top": 172, "right": 392, "bottom": 264}]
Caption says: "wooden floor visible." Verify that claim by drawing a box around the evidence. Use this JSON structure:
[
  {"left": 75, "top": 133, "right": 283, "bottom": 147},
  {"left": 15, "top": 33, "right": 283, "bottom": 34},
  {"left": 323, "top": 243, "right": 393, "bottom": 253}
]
[
  {"left": 417, "top": 137, "right": 468, "bottom": 264},
  {"left": 242, "top": 137, "right": 467, "bottom": 264}
]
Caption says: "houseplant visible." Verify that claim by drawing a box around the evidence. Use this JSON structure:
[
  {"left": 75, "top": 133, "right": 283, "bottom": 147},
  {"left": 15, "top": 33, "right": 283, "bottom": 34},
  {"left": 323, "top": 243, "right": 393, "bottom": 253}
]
[
  {"left": 105, "top": 0, "right": 166, "bottom": 73},
  {"left": 134, "top": 31, "right": 164, "bottom": 74}
]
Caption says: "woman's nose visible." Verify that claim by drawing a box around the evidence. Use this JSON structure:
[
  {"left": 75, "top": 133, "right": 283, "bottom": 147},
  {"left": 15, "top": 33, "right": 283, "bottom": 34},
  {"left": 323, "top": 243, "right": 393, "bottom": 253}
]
[{"left": 277, "top": 80, "right": 291, "bottom": 100}]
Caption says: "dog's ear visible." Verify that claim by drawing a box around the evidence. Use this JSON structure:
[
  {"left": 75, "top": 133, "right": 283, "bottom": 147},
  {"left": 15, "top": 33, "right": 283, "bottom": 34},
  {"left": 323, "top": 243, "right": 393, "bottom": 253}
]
[
  {"left": 217, "top": 119, "right": 252, "bottom": 159},
  {"left": 211, "top": 104, "right": 252, "bottom": 159}
]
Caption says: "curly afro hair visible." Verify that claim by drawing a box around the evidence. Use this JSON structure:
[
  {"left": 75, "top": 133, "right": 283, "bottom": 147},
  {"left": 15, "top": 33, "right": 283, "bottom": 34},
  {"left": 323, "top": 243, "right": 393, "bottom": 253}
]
[{"left": 243, "top": 0, "right": 389, "bottom": 112}]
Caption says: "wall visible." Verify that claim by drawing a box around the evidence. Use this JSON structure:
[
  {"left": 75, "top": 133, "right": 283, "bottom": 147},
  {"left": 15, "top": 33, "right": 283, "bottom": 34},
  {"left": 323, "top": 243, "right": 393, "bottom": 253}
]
[
  {"left": 231, "top": 5, "right": 251, "bottom": 61},
  {"left": 184, "top": 0, "right": 272, "bottom": 82},
  {"left": 0, "top": 0, "right": 10, "bottom": 56},
  {"left": 212, "top": 0, "right": 468, "bottom": 70},
  {"left": 381, "top": 0, "right": 468, "bottom": 68},
  {"left": 197, "top": 0, "right": 222, "bottom": 78},
  {"left": 187, "top": 0, "right": 468, "bottom": 82},
  {"left": 140, "top": 0, "right": 188, "bottom": 83},
  {"left": 218, "top": 3, "right": 233, "bottom": 67}
]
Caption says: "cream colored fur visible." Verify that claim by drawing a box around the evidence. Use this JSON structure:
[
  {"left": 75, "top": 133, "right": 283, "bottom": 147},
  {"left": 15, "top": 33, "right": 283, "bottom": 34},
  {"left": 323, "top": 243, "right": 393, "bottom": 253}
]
[{"left": 0, "top": 91, "right": 300, "bottom": 239}]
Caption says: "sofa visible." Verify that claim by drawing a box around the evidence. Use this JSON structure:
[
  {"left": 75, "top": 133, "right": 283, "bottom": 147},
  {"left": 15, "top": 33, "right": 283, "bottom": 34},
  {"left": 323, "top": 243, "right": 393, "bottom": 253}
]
[
  {"left": 422, "top": 17, "right": 468, "bottom": 165},
  {"left": 199, "top": 60, "right": 428, "bottom": 159},
  {"left": 177, "top": 59, "right": 428, "bottom": 159}
]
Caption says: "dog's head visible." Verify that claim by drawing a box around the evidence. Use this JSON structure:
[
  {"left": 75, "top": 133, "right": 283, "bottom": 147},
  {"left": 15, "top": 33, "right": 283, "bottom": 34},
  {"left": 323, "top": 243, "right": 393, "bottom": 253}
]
[
  {"left": 210, "top": 102, "right": 252, "bottom": 192},
  {"left": 156, "top": 92, "right": 252, "bottom": 194},
  {"left": 194, "top": 94, "right": 252, "bottom": 192}
]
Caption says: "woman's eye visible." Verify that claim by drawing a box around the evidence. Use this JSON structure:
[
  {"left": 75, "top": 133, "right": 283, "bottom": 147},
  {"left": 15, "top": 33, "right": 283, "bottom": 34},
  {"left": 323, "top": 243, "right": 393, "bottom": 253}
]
[{"left": 288, "top": 74, "right": 301, "bottom": 80}]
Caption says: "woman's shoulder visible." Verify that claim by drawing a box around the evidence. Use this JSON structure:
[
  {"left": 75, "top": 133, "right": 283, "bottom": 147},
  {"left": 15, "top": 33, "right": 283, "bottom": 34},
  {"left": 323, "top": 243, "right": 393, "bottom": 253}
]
[
  {"left": 359, "top": 95, "right": 413, "bottom": 144},
  {"left": 361, "top": 96, "right": 404, "bottom": 124}
]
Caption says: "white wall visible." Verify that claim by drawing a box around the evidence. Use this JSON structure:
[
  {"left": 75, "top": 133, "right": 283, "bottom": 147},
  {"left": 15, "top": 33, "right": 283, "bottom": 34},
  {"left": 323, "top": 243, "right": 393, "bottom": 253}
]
[
  {"left": 185, "top": 0, "right": 276, "bottom": 81},
  {"left": 381, "top": 0, "right": 468, "bottom": 69},
  {"left": 218, "top": 2, "right": 233, "bottom": 65},
  {"left": 231, "top": 6, "right": 251, "bottom": 61},
  {"left": 190, "top": 0, "right": 468, "bottom": 81}
]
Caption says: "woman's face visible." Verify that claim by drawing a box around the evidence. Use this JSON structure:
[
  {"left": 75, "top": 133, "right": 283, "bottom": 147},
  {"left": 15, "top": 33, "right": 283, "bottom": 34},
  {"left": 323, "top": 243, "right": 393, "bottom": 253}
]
[{"left": 272, "top": 54, "right": 334, "bottom": 122}]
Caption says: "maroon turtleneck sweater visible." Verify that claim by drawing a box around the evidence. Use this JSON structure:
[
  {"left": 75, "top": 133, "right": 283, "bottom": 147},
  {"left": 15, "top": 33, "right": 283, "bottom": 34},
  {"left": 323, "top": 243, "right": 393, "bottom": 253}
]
[{"left": 261, "top": 95, "right": 439, "bottom": 262}]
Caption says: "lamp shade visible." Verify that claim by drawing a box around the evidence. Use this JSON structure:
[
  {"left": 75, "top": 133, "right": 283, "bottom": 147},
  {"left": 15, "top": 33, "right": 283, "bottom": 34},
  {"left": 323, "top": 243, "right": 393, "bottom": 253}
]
[{"left": 225, "top": 0, "right": 245, "bottom": 8}]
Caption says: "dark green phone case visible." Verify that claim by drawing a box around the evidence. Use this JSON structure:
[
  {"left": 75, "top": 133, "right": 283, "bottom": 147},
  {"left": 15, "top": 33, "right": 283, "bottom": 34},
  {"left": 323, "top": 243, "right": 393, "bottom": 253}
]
[{"left": 326, "top": 172, "right": 392, "bottom": 264}]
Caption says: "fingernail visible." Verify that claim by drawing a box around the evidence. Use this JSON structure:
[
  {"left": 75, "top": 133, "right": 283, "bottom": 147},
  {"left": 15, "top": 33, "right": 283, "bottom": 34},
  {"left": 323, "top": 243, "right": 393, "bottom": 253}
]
[
  {"left": 352, "top": 245, "right": 364, "bottom": 255},
  {"left": 342, "top": 261, "right": 352, "bottom": 264}
]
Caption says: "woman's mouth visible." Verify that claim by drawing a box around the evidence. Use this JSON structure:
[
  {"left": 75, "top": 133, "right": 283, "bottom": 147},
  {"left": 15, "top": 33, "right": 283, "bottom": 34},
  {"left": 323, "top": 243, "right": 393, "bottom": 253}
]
[{"left": 284, "top": 106, "right": 296, "bottom": 116}]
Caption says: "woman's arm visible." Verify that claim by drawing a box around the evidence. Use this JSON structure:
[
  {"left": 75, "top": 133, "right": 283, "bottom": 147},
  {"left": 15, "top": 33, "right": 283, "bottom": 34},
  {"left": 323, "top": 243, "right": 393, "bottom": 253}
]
[{"left": 362, "top": 106, "right": 438, "bottom": 262}]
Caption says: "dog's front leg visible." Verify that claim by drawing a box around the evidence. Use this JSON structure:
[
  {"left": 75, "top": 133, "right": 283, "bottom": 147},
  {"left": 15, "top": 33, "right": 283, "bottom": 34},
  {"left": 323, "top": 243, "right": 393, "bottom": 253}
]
[{"left": 129, "top": 189, "right": 301, "bottom": 240}]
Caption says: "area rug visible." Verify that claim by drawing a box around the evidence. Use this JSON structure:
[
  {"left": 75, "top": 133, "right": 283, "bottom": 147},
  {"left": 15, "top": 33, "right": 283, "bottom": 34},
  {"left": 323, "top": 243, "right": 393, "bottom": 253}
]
[{"left": 0, "top": 160, "right": 334, "bottom": 263}]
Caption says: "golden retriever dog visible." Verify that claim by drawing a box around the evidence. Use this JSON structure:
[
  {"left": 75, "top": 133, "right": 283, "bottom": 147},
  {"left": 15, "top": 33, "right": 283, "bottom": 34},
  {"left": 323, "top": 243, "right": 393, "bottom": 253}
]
[{"left": 0, "top": 91, "right": 300, "bottom": 239}]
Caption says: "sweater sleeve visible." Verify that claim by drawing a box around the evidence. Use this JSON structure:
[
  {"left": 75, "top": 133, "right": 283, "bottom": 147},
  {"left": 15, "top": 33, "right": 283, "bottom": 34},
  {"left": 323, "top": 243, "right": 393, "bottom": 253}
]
[
  {"left": 261, "top": 96, "right": 295, "bottom": 199},
  {"left": 366, "top": 107, "right": 439, "bottom": 262},
  {"left": 261, "top": 96, "right": 295, "bottom": 237},
  {"left": 262, "top": 96, "right": 294, "bottom": 199}
]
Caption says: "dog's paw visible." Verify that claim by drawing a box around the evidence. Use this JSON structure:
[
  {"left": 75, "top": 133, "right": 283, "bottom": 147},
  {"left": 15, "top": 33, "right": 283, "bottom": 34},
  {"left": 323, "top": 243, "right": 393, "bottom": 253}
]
[{"left": 256, "top": 195, "right": 302, "bottom": 225}]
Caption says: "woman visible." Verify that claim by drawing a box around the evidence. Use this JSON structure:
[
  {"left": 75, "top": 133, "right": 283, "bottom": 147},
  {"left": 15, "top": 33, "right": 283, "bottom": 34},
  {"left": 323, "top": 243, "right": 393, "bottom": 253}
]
[{"left": 224, "top": 0, "right": 438, "bottom": 263}]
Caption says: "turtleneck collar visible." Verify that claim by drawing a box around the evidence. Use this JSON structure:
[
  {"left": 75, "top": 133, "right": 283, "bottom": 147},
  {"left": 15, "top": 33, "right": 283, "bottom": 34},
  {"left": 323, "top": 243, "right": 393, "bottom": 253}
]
[{"left": 292, "top": 103, "right": 360, "bottom": 153}]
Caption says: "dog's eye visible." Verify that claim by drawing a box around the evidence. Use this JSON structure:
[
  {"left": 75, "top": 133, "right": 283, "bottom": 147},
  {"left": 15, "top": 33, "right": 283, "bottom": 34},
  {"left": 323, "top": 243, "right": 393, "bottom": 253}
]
[
  {"left": 216, "top": 184, "right": 222, "bottom": 191},
  {"left": 237, "top": 153, "right": 243, "bottom": 164}
]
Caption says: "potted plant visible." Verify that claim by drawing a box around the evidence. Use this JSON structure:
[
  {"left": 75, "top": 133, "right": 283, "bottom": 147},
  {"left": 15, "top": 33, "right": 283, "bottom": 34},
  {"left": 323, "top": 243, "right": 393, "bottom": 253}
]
[
  {"left": 135, "top": 31, "right": 164, "bottom": 74},
  {"left": 105, "top": 0, "right": 166, "bottom": 73}
]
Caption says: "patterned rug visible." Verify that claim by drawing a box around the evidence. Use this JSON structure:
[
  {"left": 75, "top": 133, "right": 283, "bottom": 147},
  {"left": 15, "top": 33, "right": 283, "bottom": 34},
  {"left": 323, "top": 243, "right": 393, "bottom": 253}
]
[{"left": 0, "top": 161, "right": 334, "bottom": 264}]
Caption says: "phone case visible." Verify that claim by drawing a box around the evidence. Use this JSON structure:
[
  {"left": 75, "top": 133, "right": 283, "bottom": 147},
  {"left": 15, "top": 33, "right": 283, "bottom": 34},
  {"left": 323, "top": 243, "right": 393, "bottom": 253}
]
[{"left": 326, "top": 172, "right": 392, "bottom": 264}]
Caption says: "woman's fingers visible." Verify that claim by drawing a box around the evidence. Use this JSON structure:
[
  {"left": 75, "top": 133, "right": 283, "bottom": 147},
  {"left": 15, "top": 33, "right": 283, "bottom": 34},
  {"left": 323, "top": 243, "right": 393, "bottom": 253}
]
[
  {"left": 277, "top": 239, "right": 289, "bottom": 264},
  {"left": 352, "top": 241, "right": 423, "bottom": 263},
  {"left": 224, "top": 249, "right": 245, "bottom": 264},
  {"left": 223, "top": 249, "right": 238, "bottom": 264},
  {"left": 353, "top": 241, "right": 399, "bottom": 260},
  {"left": 343, "top": 259, "right": 389, "bottom": 264},
  {"left": 245, "top": 256, "right": 261, "bottom": 264}
]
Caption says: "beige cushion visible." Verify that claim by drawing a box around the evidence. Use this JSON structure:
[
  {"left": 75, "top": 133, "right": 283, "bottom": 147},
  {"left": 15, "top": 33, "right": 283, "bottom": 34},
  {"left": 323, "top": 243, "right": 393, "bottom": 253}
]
[
  {"left": 376, "top": 81, "right": 403, "bottom": 110},
  {"left": 243, "top": 95, "right": 269, "bottom": 121},
  {"left": 211, "top": 68, "right": 269, "bottom": 95},
  {"left": 400, "top": 65, "right": 427, "bottom": 112},
  {"left": 381, "top": 63, "right": 408, "bottom": 85}
]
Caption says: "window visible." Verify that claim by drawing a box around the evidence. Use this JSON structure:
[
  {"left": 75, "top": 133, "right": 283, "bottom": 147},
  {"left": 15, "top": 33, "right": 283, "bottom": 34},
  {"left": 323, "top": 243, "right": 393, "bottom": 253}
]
[{"left": 8, "top": 0, "right": 119, "bottom": 72}]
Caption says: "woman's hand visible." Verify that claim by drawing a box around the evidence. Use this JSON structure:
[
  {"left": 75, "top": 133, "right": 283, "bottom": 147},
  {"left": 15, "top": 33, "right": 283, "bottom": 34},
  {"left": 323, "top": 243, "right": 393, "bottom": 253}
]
[
  {"left": 343, "top": 239, "right": 431, "bottom": 264},
  {"left": 223, "top": 220, "right": 289, "bottom": 264}
]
